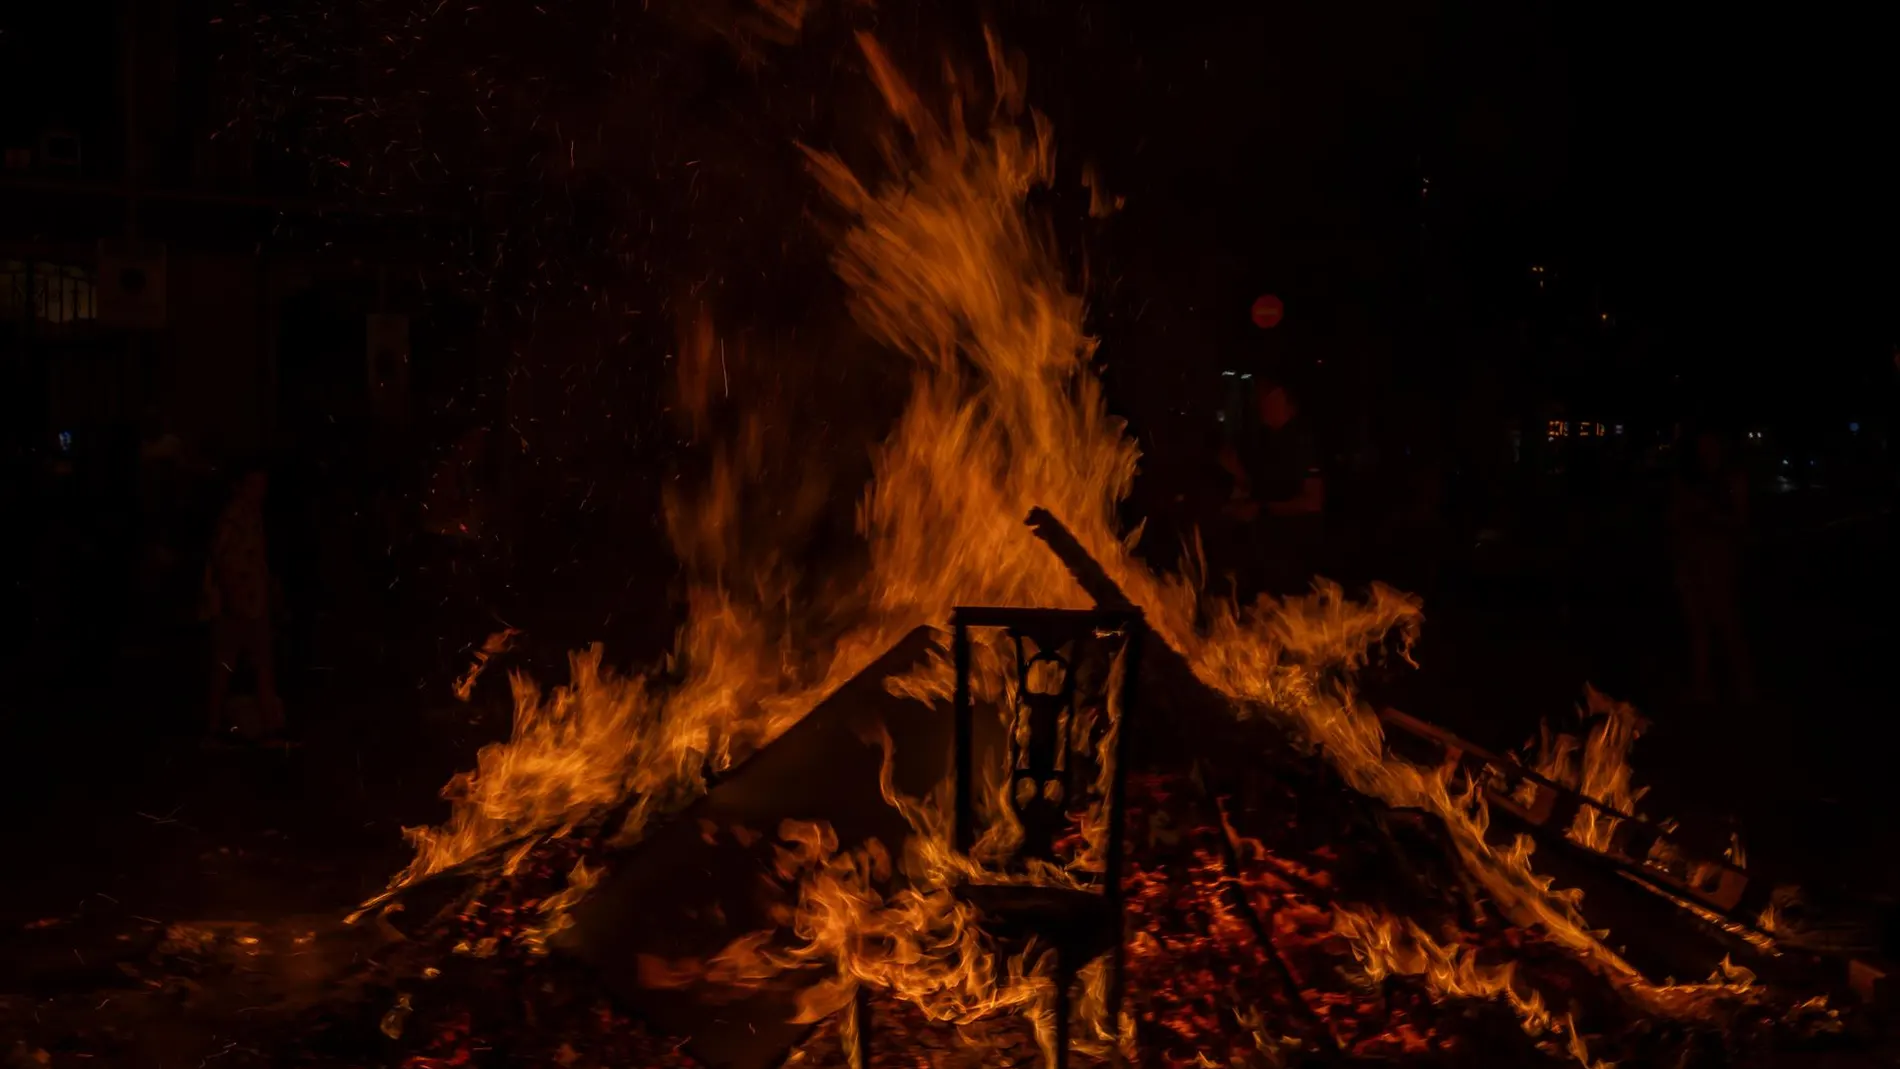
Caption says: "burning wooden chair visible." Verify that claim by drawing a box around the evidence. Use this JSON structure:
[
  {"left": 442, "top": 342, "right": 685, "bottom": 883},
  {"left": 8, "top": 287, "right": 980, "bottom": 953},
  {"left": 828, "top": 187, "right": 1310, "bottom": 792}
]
[{"left": 898, "top": 605, "right": 1141, "bottom": 1066}]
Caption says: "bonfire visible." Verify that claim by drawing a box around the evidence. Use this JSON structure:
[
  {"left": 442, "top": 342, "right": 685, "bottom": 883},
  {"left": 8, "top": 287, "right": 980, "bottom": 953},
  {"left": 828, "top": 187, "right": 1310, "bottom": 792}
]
[
  {"left": 6, "top": 23, "right": 1882, "bottom": 1069},
  {"left": 340, "top": 28, "right": 1867, "bottom": 1069}
]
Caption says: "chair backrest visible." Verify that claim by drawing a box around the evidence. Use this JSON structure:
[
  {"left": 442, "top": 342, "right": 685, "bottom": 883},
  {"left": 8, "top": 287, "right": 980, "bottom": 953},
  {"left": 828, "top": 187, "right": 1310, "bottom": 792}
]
[{"left": 950, "top": 606, "right": 1144, "bottom": 892}]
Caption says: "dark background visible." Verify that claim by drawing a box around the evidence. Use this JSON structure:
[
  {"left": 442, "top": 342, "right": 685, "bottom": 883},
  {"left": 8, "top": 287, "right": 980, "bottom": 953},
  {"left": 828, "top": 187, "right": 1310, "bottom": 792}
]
[{"left": 1, "top": 0, "right": 1895, "bottom": 935}]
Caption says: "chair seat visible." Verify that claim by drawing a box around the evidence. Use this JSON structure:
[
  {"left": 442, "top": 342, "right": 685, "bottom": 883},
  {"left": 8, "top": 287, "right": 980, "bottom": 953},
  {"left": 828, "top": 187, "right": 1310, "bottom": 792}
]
[{"left": 956, "top": 882, "right": 1120, "bottom": 970}]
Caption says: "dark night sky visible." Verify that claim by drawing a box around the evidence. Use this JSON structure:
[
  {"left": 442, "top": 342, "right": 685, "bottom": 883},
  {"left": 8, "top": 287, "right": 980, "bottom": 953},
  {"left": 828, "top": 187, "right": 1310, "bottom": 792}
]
[
  {"left": 5, "top": 0, "right": 1893, "bottom": 417},
  {"left": 984, "top": 0, "right": 1896, "bottom": 415}
]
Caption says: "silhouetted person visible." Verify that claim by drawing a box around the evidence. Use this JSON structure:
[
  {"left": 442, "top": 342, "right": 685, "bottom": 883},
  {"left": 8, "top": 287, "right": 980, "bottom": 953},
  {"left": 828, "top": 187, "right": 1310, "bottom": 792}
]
[
  {"left": 1219, "top": 379, "right": 1325, "bottom": 599},
  {"left": 1669, "top": 429, "right": 1754, "bottom": 706},
  {"left": 203, "top": 466, "right": 284, "bottom": 742}
]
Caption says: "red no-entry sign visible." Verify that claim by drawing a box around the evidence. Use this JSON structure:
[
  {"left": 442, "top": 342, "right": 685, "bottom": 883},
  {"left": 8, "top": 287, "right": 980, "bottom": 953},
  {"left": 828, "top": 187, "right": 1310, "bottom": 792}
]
[{"left": 1251, "top": 294, "right": 1284, "bottom": 329}]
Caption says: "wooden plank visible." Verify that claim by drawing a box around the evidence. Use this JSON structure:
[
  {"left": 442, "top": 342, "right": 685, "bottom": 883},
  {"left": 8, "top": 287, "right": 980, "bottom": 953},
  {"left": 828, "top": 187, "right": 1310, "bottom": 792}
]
[
  {"left": 1377, "top": 707, "right": 1766, "bottom": 921},
  {"left": 1024, "top": 507, "right": 1134, "bottom": 609},
  {"left": 1377, "top": 706, "right": 1898, "bottom": 1003}
]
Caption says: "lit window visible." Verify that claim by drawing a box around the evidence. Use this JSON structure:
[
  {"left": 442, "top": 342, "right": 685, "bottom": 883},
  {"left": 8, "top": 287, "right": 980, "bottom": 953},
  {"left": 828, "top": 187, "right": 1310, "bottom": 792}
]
[
  {"left": 1596, "top": 423, "right": 1606, "bottom": 437},
  {"left": 0, "top": 261, "right": 98, "bottom": 324},
  {"left": 1547, "top": 420, "right": 1567, "bottom": 438}
]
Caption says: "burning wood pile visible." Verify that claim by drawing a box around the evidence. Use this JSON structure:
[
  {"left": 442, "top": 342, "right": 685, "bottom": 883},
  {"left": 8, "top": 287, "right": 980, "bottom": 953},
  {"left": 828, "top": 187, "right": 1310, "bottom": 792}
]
[
  {"left": 334, "top": 509, "right": 1871, "bottom": 1069},
  {"left": 7, "top": 25, "right": 1888, "bottom": 1069}
]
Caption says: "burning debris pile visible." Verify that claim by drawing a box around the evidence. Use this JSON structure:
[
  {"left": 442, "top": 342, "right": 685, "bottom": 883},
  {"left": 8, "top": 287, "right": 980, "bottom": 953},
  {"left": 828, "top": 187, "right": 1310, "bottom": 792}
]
[{"left": 345, "top": 601, "right": 1857, "bottom": 1069}]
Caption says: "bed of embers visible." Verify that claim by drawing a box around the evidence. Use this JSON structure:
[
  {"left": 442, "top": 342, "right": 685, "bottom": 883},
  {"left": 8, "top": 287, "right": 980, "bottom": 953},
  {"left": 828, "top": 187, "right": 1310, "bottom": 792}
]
[{"left": 4, "top": 758, "right": 1873, "bottom": 1069}]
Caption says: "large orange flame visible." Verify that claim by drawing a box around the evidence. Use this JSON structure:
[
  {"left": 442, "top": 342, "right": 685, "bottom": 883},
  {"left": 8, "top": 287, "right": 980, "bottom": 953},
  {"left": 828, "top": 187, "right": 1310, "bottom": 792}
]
[{"left": 375, "top": 24, "right": 1761, "bottom": 1054}]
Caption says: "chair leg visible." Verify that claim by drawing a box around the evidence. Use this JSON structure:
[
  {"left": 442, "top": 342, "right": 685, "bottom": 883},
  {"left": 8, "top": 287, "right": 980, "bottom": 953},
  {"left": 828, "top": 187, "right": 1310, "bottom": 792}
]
[
  {"left": 1048, "top": 954, "right": 1070, "bottom": 1069},
  {"left": 846, "top": 983, "right": 872, "bottom": 1069}
]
